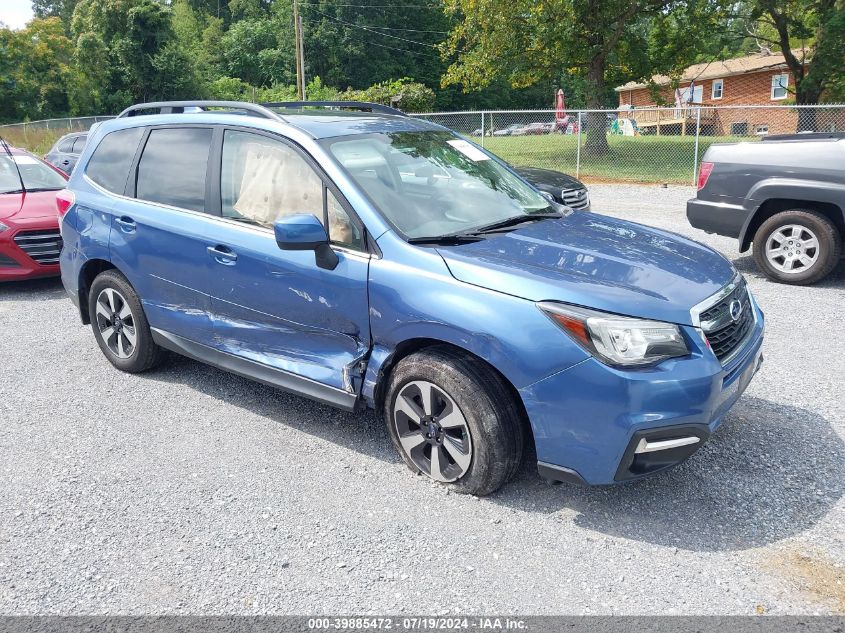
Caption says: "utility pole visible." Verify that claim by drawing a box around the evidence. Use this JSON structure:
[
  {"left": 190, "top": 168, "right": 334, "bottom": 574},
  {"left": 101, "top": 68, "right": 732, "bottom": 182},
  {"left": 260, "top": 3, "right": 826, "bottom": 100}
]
[{"left": 293, "top": 0, "right": 306, "bottom": 100}]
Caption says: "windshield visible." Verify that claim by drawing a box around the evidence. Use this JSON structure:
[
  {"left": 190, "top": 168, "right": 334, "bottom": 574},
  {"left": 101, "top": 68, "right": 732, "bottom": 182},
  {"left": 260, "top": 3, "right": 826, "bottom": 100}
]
[
  {"left": 0, "top": 154, "right": 66, "bottom": 194},
  {"left": 321, "top": 131, "right": 553, "bottom": 239}
]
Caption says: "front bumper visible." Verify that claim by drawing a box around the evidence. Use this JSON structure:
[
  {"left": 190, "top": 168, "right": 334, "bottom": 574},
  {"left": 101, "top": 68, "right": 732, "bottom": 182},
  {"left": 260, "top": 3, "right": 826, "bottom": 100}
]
[
  {"left": 521, "top": 298, "right": 765, "bottom": 485},
  {"left": 0, "top": 220, "right": 62, "bottom": 281}
]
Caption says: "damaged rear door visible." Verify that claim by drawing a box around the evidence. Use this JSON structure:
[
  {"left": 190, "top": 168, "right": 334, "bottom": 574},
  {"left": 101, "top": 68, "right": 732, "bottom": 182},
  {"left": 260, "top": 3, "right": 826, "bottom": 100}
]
[{"left": 203, "top": 127, "right": 371, "bottom": 408}]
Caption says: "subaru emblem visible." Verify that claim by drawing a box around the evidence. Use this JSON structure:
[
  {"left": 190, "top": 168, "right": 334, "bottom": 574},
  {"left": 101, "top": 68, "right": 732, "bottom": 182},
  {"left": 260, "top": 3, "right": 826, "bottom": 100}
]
[{"left": 729, "top": 299, "right": 743, "bottom": 322}]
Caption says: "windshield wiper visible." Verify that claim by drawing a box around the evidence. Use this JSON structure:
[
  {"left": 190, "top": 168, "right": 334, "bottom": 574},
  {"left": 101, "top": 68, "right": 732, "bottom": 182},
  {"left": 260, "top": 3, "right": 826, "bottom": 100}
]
[
  {"left": 1, "top": 189, "right": 24, "bottom": 195},
  {"left": 407, "top": 234, "right": 487, "bottom": 245},
  {"left": 23, "top": 187, "right": 62, "bottom": 193},
  {"left": 466, "top": 212, "right": 561, "bottom": 236}
]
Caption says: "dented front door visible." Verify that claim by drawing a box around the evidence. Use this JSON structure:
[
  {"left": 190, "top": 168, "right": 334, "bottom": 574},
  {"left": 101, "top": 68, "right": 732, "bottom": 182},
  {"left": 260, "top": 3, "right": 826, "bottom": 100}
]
[{"left": 203, "top": 219, "right": 371, "bottom": 394}]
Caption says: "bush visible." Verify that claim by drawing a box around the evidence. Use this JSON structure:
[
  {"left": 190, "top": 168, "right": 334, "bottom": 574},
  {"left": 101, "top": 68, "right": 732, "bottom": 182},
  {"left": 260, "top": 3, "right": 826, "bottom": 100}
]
[{"left": 343, "top": 78, "right": 436, "bottom": 112}]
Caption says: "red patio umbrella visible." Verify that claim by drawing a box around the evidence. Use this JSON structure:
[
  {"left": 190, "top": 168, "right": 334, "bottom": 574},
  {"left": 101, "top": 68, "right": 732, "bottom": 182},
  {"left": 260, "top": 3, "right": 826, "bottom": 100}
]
[{"left": 555, "top": 89, "right": 566, "bottom": 121}]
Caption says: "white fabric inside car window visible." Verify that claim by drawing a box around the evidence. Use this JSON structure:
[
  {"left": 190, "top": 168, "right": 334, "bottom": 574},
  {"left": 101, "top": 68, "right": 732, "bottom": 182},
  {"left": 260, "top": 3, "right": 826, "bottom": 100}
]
[{"left": 233, "top": 139, "right": 323, "bottom": 226}]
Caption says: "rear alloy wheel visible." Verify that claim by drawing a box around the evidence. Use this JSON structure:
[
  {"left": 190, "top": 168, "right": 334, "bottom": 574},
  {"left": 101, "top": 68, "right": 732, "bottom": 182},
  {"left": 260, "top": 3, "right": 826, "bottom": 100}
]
[
  {"left": 88, "top": 269, "right": 163, "bottom": 373},
  {"left": 95, "top": 287, "right": 137, "bottom": 360},
  {"left": 385, "top": 346, "right": 524, "bottom": 496},
  {"left": 753, "top": 210, "right": 841, "bottom": 285}
]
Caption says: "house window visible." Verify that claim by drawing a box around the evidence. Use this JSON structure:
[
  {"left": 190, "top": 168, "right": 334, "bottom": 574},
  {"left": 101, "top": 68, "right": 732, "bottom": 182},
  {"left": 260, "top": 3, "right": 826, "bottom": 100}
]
[
  {"left": 712, "top": 79, "right": 724, "bottom": 100},
  {"left": 681, "top": 84, "right": 704, "bottom": 104},
  {"left": 755, "top": 124, "right": 769, "bottom": 136},
  {"left": 731, "top": 122, "right": 748, "bottom": 136},
  {"left": 771, "top": 74, "right": 789, "bottom": 100}
]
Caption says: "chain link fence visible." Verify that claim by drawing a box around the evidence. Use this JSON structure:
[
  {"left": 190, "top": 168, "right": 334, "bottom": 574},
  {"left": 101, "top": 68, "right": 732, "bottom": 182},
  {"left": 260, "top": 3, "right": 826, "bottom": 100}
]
[
  {"left": 412, "top": 104, "right": 845, "bottom": 185},
  {"left": 0, "top": 116, "right": 114, "bottom": 155},
  {"left": 3, "top": 105, "right": 844, "bottom": 184}
]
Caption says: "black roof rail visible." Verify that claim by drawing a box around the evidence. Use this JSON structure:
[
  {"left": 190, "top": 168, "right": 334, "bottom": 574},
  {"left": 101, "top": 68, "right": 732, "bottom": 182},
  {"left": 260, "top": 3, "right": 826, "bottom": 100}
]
[
  {"left": 116, "top": 101, "right": 285, "bottom": 121},
  {"left": 762, "top": 131, "right": 845, "bottom": 141},
  {"left": 262, "top": 101, "right": 408, "bottom": 117}
]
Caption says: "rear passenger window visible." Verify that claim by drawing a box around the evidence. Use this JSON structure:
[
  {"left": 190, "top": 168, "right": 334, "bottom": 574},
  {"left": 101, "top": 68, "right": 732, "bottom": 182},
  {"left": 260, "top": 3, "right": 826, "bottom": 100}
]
[
  {"left": 136, "top": 128, "right": 212, "bottom": 212},
  {"left": 86, "top": 127, "right": 144, "bottom": 194},
  {"left": 58, "top": 137, "right": 75, "bottom": 153}
]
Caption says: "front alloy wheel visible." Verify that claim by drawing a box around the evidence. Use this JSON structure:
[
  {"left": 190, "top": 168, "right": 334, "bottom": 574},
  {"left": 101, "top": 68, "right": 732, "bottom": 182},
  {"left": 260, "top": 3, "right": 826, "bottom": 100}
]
[
  {"left": 393, "top": 380, "right": 473, "bottom": 482},
  {"left": 384, "top": 346, "right": 524, "bottom": 496}
]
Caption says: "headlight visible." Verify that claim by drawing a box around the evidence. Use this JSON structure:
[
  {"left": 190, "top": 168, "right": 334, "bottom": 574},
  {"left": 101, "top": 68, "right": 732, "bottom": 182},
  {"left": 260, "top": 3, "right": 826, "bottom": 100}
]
[
  {"left": 538, "top": 302, "right": 689, "bottom": 367},
  {"left": 0, "top": 221, "right": 8, "bottom": 233}
]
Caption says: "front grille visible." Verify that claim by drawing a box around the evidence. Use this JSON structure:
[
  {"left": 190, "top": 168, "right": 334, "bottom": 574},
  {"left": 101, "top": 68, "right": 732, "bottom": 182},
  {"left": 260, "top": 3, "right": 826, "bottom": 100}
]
[
  {"left": 13, "top": 229, "right": 63, "bottom": 266},
  {"left": 561, "top": 187, "right": 590, "bottom": 209},
  {"left": 700, "top": 279, "right": 754, "bottom": 363}
]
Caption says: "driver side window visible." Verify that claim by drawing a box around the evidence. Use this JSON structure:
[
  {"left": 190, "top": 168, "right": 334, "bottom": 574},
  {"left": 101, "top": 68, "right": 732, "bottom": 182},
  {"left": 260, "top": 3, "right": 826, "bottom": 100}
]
[{"left": 221, "top": 130, "right": 363, "bottom": 251}]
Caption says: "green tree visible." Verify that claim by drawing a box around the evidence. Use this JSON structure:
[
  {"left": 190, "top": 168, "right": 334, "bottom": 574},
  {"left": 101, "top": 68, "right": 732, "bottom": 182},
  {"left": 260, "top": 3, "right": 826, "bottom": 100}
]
[
  {"left": 0, "top": 17, "right": 74, "bottom": 122},
  {"left": 71, "top": 0, "right": 199, "bottom": 111},
  {"left": 441, "top": 0, "right": 696, "bottom": 154},
  {"left": 749, "top": 0, "right": 845, "bottom": 128},
  {"left": 220, "top": 14, "right": 295, "bottom": 87}
]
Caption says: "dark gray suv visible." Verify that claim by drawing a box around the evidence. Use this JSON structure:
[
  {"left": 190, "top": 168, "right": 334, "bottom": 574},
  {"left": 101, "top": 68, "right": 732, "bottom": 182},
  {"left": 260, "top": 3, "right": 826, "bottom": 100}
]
[
  {"left": 44, "top": 132, "right": 88, "bottom": 174},
  {"left": 688, "top": 132, "right": 844, "bottom": 285}
]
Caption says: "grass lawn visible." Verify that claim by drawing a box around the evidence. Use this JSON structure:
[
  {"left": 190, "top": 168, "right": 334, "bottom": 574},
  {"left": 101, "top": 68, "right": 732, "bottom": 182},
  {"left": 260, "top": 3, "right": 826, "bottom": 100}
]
[
  {"left": 0, "top": 127, "right": 63, "bottom": 156},
  {"left": 1, "top": 121, "right": 758, "bottom": 186},
  {"left": 477, "top": 134, "right": 759, "bottom": 184}
]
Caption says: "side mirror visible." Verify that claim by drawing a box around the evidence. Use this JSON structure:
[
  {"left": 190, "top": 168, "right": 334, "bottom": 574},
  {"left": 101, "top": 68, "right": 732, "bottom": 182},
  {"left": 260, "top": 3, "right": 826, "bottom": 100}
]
[{"left": 274, "top": 214, "right": 339, "bottom": 270}]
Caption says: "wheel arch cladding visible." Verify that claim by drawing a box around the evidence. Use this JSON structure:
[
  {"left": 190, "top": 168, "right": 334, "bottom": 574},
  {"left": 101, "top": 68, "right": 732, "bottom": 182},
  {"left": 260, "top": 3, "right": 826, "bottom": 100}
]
[
  {"left": 742, "top": 198, "right": 844, "bottom": 252},
  {"left": 77, "top": 258, "right": 117, "bottom": 324}
]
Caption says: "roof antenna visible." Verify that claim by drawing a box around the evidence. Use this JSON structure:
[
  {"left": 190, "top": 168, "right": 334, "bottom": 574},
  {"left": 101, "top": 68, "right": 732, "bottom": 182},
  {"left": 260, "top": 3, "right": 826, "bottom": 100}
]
[{"left": 0, "top": 136, "right": 26, "bottom": 194}]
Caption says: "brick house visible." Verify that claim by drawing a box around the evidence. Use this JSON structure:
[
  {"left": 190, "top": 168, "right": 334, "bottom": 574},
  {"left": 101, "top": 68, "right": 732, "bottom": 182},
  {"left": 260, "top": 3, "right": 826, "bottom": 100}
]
[{"left": 615, "top": 51, "right": 809, "bottom": 136}]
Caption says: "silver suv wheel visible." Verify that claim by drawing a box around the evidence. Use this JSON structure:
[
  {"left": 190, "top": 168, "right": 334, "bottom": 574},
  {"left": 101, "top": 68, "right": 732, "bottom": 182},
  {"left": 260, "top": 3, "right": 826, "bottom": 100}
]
[
  {"left": 765, "top": 223, "right": 820, "bottom": 274},
  {"left": 392, "top": 380, "right": 473, "bottom": 482}
]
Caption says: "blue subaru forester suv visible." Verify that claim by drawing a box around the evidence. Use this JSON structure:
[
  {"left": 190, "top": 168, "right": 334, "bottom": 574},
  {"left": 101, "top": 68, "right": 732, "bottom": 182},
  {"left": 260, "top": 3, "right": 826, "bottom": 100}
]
[{"left": 58, "top": 100, "right": 764, "bottom": 495}]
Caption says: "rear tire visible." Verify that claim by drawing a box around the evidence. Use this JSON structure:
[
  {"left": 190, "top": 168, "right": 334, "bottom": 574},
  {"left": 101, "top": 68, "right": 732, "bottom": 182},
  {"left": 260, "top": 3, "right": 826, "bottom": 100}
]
[
  {"left": 88, "top": 269, "right": 163, "bottom": 373},
  {"left": 752, "top": 210, "right": 841, "bottom": 285},
  {"left": 384, "top": 346, "right": 524, "bottom": 496}
]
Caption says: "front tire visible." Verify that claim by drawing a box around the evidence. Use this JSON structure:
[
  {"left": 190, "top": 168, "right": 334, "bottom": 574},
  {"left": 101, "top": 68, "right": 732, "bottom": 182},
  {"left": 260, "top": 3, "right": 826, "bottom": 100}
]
[
  {"left": 384, "top": 346, "right": 524, "bottom": 496},
  {"left": 88, "top": 269, "right": 163, "bottom": 373},
  {"left": 752, "top": 210, "right": 841, "bottom": 285}
]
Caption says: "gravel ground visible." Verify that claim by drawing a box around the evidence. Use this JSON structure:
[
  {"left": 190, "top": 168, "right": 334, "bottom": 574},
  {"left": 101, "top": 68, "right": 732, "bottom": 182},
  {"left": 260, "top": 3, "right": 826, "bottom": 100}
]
[{"left": 1, "top": 185, "right": 843, "bottom": 615}]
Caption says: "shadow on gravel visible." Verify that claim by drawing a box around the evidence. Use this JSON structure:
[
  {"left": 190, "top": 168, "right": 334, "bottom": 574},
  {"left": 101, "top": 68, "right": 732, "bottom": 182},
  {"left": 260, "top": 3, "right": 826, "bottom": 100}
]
[
  {"left": 145, "top": 351, "right": 843, "bottom": 553},
  {"left": 493, "top": 396, "right": 845, "bottom": 552},
  {"left": 0, "top": 277, "right": 65, "bottom": 301},
  {"left": 142, "top": 354, "right": 395, "bottom": 462},
  {"left": 732, "top": 254, "right": 845, "bottom": 288}
]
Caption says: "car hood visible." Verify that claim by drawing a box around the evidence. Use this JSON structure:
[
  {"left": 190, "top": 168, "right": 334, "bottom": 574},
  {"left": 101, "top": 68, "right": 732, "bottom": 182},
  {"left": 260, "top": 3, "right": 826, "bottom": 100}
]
[
  {"left": 0, "top": 190, "right": 60, "bottom": 221},
  {"left": 435, "top": 212, "right": 735, "bottom": 326},
  {"left": 515, "top": 167, "right": 584, "bottom": 191}
]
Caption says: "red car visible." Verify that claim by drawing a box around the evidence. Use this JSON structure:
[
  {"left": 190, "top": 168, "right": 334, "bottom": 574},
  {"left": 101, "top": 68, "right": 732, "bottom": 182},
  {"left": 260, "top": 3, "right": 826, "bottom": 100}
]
[{"left": 0, "top": 146, "right": 68, "bottom": 281}]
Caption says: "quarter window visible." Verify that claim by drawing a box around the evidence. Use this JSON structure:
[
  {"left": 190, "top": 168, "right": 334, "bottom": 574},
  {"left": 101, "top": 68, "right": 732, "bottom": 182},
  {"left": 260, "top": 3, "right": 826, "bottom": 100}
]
[
  {"left": 711, "top": 79, "right": 723, "bottom": 100},
  {"left": 86, "top": 127, "right": 144, "bottom": 194},
  {"left": 58, "top": 137, "right": 75, "bottom": 153},
  {"left": 136, "top": 127, "right": 212, "bottom": 212},
  {"left": 771, "top": 74, "right": 789, "bottom": 100}
]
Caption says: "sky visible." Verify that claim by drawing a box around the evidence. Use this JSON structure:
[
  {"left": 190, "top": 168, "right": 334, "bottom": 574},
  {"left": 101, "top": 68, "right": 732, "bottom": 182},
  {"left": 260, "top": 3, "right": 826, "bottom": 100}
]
[{"left": 1, "top": 0, "right": 35, "bottom": 30}]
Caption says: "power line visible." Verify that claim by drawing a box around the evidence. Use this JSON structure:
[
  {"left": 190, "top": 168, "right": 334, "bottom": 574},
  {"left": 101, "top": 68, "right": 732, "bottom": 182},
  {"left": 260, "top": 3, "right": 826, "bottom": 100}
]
[
  {"left": 367, "top": 25, "right": 449, "bottom": 33},
  {"left": 299, "top": 2, "right": 443, "bottom": 7},
  {"left": 306, "top": 7, "right": 442, "bottom": 47},
  {"left": 300, "top": 16, "right": 442, "bottom": 59}
]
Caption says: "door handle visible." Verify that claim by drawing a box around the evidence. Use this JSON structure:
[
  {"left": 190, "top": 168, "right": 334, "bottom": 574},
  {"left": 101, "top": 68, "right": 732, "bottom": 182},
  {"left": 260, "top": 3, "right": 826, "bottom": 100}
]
[
  {"left": 207, "top": 245, "right": 237, "bottom": 264},
  {"left": 61, "top": 160, "right": 70, "bottom": 165},
  {"left": 115, "top": 216, "right": 136, "bottom": 233}
]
